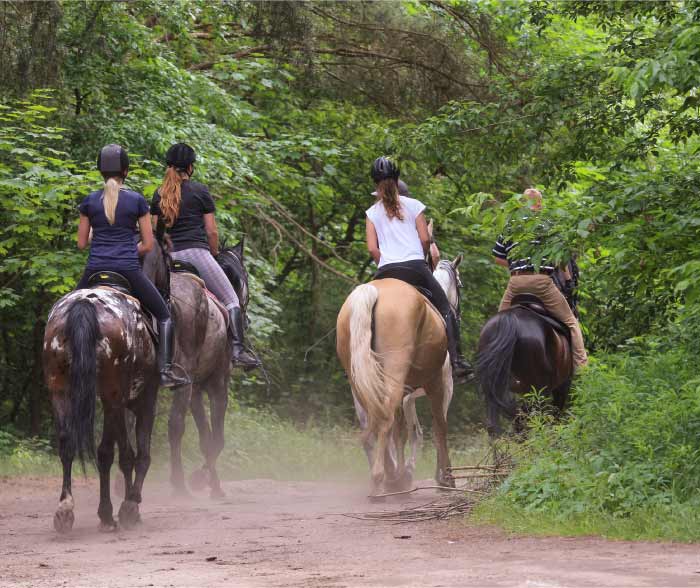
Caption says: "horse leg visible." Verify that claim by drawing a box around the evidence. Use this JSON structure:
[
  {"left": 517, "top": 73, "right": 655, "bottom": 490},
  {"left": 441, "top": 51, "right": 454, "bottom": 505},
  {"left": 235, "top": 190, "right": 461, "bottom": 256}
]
[
  {"left": 353, "top": 392, "right": 375, "bottom": 467},
  {"left": 369, "top": 373, "right": 406, "bottom": 497},
  {"left": 115, "top": 409, "right": 139, "bottom": 528},
  {"left": 206, "top": 378, "right": 229, "bottom": 499},
  {"left": 424, "top": 362, "right": 454, "bottom": 488},
  {"left": 53, "top": 410, "right": 75, "bottom": 533},
  {"left": 124, "top": 386, "right": 157, "bottom": 527},
  {"left": 552, "top": 379, "right": 571, "bottom": 415},
  {"left": 168, "top": 384, "right": 192, "bottom": 495},
  {"left": 188, "top": 387, "right": 212, "bottom": 492},
  {"left": 96, "top": 408, "right": 118, "bottom": 531},
  {"left": 402, "top": 388, "right": 425, "bottom": 485}
]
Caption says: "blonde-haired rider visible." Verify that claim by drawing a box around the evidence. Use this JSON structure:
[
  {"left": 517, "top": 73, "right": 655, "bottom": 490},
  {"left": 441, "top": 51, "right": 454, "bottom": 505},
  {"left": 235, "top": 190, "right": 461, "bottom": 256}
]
[{"left": 493, "top": 188, "right": 588, "bottom": 368}]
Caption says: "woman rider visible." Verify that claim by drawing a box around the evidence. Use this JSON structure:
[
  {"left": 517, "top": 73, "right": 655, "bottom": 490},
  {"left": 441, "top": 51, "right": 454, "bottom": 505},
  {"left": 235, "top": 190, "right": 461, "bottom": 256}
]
[
  {"left": 76, "top": 144, "right": 188, "bottom": 387},
  {"left": 365, "top": 156, "right": 470, "bottom": 378},
  {"left": 150, "top": 143, "right": 259, "bottom": 368}
]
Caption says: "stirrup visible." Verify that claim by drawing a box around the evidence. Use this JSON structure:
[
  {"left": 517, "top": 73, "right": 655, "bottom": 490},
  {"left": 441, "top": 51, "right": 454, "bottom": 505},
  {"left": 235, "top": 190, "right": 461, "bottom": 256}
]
[{"left": 160, "top": 364, "right": 191, "bottom": 388}]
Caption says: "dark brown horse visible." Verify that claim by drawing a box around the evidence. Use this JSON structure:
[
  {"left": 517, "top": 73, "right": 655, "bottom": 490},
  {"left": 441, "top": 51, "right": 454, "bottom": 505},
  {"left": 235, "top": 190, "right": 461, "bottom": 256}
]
[
  {"left": 44, "top": 286, "right": 159, "bottom": 532},
  {"left": 477, "top": 295, "right": 573, "bottom": 437},
  {"left": 143, "top": 240, "right": 249, "bottom": 498}
]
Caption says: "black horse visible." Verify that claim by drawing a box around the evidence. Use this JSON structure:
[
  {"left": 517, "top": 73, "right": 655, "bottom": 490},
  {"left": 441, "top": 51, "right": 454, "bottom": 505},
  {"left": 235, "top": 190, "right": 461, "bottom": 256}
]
[{"left": 477, "top": 294, "right": 573, "bottom": 437}]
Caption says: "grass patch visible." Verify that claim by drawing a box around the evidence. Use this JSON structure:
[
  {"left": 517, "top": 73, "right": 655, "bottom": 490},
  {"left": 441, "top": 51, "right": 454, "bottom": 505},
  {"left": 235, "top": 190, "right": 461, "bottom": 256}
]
[
  {"left": 474, "top": 496, "right": 700, "bottom": 543},
  {"left": 0, "top": 430, "right": 60, "bottom": 477},
  {"left": 0, "top": 404, "right": 489, "bottom": 482}
]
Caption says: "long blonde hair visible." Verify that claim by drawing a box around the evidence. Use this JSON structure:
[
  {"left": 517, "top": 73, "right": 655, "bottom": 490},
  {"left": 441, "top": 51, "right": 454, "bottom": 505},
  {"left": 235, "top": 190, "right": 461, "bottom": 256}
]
[
  {"left": 102, "top": 176, "right": 122, "bottom": 225},
  {"left": 377, "top": 178, "right": 403, "bottom": 220},
  {"left": 158, "top": 166, "right": 186, "bottom": 227}
]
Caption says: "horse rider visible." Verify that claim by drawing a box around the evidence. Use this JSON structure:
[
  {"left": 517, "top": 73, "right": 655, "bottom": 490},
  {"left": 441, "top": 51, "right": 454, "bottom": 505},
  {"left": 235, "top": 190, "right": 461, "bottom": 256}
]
[
  {"left": 75, "top": 144, "right": 189, "bottom": 387},
  {"left": 150, "top": 143, "right": 259, "bottom": 369},
  {"left": 493, "top": 188, "right": 588, "bottom": 369},
  {"left": 365, "top": 156, "right": 471, "bottom": 379}
]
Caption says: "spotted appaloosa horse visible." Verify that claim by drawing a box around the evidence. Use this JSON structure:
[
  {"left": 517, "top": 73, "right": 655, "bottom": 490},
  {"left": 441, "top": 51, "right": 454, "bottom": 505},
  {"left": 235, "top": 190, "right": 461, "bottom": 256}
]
[
  {"left": 336, "top": 256, "right": 463, "bottom": 496},
  {"left": 43, "top": 287, "right": 158, "bottom": 532}
]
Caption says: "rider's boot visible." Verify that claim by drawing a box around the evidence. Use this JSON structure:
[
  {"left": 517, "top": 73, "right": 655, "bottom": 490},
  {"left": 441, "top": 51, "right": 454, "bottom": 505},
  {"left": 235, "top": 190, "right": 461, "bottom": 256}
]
[
  {"left": 157, "top": 318, "right": 191, "bottom": 387},
  {"left": 446, "top": 311, "right": 472, "bottom": 379},
  {"left": 227, "top": 306, "right": 260, "bottom": 370}
]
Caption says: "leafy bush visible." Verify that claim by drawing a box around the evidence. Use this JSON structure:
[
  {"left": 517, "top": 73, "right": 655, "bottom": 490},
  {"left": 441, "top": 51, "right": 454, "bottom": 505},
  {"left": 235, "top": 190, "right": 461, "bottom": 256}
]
[{"left": 488, "top": 345, "right": 700, "bottom": 539}]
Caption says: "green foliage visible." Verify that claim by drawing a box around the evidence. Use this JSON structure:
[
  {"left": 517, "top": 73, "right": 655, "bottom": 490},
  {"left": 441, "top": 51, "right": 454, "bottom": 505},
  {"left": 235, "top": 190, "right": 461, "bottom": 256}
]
[{"left": 488, "top": 347, "right": 700, "bottom": 536}]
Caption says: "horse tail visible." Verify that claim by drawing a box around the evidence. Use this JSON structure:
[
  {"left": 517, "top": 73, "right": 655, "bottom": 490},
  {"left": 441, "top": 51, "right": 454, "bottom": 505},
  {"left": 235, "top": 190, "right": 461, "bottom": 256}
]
[
  {"left": 347, "top": 283, "right": 389, "bottom": 437},
  {"left": 477, "top": 311, "right": 518, "bottom": 420},
  {"left": 64, "top": 299, "right": 99, "bottom": 471}
]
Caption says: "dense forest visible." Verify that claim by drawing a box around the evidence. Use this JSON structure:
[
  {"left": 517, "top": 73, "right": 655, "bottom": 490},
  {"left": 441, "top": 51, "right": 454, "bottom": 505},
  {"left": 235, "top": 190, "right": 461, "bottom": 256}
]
[{"left": 2, "top": 1, "right": 700, "bottom": 537}]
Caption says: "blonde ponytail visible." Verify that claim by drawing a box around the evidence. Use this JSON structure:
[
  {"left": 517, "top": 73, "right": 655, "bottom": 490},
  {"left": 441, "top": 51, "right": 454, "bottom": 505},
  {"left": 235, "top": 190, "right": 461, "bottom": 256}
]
[
  {"left": 158, "top": 166, "right": 183, "bottom": 227},
  {"left": 102, "top": 177, "right": 121, "bottom": 225}
]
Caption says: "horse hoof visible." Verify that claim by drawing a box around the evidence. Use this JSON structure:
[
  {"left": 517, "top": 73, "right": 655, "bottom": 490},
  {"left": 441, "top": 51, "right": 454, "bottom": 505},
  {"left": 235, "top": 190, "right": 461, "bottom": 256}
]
[
  {"left": 118, "top": 500, "right": 141, "bottom": 529},
  {"left": 98, "top": 519, "right": 118, "bottom": 533},
  {"left": 210, "top": 486, "right": 226, "bottom": 499},
  {"left": 53, "top": 508, "right": 74, "bottom": 534},
  {"left": 188, "top": 467, "right": 209, "bottom": 492}
]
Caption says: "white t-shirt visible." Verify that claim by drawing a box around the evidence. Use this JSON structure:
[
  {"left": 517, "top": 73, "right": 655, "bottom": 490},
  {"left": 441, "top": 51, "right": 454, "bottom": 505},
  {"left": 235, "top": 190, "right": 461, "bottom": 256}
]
[{"left": 366, "top": 195, "right": 426, "bottom": 268}]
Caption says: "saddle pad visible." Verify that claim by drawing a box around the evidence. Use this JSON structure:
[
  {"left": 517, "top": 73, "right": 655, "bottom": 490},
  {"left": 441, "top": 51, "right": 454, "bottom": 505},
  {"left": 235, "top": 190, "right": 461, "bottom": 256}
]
[
  {"left": 204, "top": 288, "right": 229, "bottom": 326},
  {"left": 179, "top": 272, "right": 207, "bottom": 289}
]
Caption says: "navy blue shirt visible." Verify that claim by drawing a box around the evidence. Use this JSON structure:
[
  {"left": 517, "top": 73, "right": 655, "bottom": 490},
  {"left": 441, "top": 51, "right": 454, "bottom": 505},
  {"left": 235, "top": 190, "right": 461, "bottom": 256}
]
[
  {"left": 79, "top": 188, "right": 149, "bottom": 270},
  {"left": 150, "top": 181, "right": 215, "bottom": 251}
]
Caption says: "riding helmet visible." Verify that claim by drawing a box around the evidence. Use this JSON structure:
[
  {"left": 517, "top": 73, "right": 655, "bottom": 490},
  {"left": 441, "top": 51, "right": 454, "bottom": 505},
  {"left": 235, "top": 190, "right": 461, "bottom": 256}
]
[
  {"left": 166, "top": 143, "right": 196, "bottom": 170},
  {"left": 371, "top": 156, "right": 400, "bottom": 183},
  {"left": 97, "top": 144, "right": 129, "bottom": 174}
]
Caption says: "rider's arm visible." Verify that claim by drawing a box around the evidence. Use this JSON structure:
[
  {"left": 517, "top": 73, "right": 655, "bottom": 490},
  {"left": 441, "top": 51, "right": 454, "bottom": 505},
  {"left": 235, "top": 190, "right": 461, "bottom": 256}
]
[
  {"left": 137, "top": 214, "right": 154, "bottom": 256},
  {"left": 415, "top": 212, "right": 431, "bottom": 256},
  {"left": 77, "top": 214, "right": 90, "bottom": 250},
  {"left": 365, "top": 218, "right": 380, "bottom": 264},
  {"left": 203, "top": 213, "right": 219, "bottom": 257}
]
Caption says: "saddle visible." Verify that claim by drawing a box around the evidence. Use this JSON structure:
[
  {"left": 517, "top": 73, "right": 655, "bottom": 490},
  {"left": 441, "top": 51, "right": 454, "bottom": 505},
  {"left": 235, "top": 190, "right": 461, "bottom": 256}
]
[
  {"left": 170, "top": 261, "right": 228, "bottom": 326},
  {"left": 511, "top": 293, "right": 570, "bottom": 342},
  {"left": 87, "top": 271, "right": 132, "bottom": 296},
  {"left": 171, "top": 259, "right": 200, "bottom": 278}
]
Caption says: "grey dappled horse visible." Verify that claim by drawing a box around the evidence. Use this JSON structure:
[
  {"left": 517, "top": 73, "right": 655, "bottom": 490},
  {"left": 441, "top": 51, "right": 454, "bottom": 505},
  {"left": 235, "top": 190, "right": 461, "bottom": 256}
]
[{"left": 143, "top": 240, "right": 249, "bottom": 498}]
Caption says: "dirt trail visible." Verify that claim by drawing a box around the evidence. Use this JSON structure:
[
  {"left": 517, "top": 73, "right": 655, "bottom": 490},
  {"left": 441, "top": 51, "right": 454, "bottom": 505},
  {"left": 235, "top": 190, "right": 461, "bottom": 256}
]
[{"left": 1, "top": 476, "right": 698, "bottom": 588}]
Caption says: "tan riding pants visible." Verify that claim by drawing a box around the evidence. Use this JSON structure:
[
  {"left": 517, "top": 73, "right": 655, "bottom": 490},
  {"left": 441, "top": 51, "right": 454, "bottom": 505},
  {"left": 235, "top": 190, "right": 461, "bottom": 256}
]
[{"left": 499, "top": 274, "right": 588, "bottom": 368}]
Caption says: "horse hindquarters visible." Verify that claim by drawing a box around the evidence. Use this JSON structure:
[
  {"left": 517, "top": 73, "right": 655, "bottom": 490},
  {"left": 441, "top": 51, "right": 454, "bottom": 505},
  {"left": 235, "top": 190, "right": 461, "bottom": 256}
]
[
  {"left": 47, "top": 299, "right": 100, "bottom": 532},
  {"left": 477, "top": 312, "right": 519, "bottom": 437}
]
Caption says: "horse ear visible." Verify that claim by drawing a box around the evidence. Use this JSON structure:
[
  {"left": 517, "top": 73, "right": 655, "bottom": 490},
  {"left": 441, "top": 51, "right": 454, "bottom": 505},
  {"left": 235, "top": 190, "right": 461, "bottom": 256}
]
[
  {"left": 427, "top": 218, "right": 434, "bottom": 238},
  {"left": 452, "top": 253, "right": 463, "bottom": 268},
  {"left": 233, "top": 239, "right": 243, "bottom": 259}
]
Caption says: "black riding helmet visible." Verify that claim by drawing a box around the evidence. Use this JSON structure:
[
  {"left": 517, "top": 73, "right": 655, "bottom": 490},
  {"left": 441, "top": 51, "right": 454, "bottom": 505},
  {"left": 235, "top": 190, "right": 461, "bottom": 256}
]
[
  {"left": 371, "top": 156, "right": 400, "bottom": 183},
  {"left": 166, "top": 143, "right": 196, "bottom": 171},
  {"left": 97, "top": 144, "right": 129, "bottom": 174}
]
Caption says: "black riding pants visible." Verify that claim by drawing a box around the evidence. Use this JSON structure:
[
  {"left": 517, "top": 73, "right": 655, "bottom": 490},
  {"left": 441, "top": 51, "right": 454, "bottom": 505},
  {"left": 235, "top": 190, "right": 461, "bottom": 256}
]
[
  {"left": 374, "top": 259, "right": 451, "bottom": 319},
  {"left": 76, "top": 267, "right": 170, "bottom": 321}
]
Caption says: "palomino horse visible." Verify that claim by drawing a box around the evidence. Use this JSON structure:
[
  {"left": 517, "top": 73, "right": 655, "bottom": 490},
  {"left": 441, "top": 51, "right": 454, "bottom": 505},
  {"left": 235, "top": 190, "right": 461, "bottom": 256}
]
[
  {"left": 477, "top": 291, "right": 573, "bottom": 437},
  {"left": 44, "top": 285, "right": 158, "bottom": 532},
  {"left": 337, "top": 257, "right": 463, "bottom": 495},
  {"left": 143, "top": 241, "right": 248, "bottom": 498}
]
